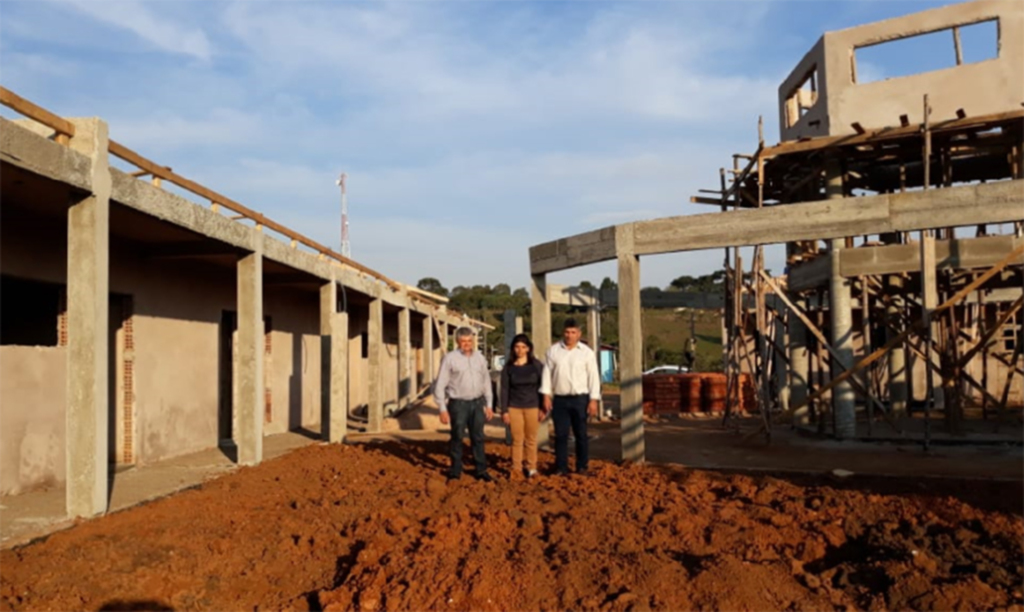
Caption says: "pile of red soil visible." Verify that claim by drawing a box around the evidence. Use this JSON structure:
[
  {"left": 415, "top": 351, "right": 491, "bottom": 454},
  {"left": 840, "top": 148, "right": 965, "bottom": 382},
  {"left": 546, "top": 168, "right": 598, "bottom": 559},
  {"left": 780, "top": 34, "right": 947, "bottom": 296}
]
[{"left": 1, "top": 441, "right": 1021, "bottom": 612}]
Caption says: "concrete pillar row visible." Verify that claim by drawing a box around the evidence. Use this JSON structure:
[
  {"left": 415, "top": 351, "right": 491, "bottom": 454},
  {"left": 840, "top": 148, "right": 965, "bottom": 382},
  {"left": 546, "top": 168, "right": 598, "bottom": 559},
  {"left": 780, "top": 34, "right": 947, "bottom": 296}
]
[
  {"left": 65, "top": 117, "right": 112, "bottom": 518},
  {"left": 320, "top": 280, "right": 349, "bottom": 443},
  {"left": 367, "top": 296, "right": 384, "bottom": 433},
  {"left": 788, "top": 297, "right": 810, "bottom": 426},
  {"left": 617, "top": 224, "right": 645, "bottom": 463},
  {"left": 235, "top": 240, "right": 264, "bottom": 466}
]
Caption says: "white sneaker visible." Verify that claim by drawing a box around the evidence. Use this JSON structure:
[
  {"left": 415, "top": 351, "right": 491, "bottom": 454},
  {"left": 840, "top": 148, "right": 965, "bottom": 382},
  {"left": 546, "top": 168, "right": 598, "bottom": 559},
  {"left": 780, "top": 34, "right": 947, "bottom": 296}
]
[{"left": 526, "top": 469, "right": 538, "bottom": 478}]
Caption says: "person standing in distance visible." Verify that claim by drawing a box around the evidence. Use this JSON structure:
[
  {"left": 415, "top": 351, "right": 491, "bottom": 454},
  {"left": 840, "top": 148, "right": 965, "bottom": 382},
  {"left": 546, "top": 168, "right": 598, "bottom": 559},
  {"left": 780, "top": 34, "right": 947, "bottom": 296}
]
[
  {"left": 540, "top": 318, "right": 601, "bottom": 476},
  {"left": 499, "top": 334, "right": 546, "bottom": 480},
  {"left": 434, "top": 326, "right": 494, "bottom": 482}
]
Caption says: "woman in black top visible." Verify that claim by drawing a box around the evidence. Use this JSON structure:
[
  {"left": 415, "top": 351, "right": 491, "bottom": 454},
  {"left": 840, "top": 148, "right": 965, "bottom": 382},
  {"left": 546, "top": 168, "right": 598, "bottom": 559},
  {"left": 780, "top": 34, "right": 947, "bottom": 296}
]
[{"left": 499, "top": 333, "right": 546, "bottom": 479}]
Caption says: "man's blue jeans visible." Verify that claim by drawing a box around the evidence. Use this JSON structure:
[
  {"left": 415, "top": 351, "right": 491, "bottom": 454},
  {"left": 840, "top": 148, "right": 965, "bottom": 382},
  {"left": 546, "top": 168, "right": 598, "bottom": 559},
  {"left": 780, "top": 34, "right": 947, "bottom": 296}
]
[
  {"left": 552, "top": 394, "right": 589, "bottom": 474},
  {"left": 447, "top": 398, "right": 488, "bottom": 477}
]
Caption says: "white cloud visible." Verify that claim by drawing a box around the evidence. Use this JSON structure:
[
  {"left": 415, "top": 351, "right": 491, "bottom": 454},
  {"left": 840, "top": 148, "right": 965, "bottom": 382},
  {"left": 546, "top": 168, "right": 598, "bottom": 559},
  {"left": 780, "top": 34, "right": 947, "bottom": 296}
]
[{"left": 60, "top": 0, "right": 212, "bottom": 60}]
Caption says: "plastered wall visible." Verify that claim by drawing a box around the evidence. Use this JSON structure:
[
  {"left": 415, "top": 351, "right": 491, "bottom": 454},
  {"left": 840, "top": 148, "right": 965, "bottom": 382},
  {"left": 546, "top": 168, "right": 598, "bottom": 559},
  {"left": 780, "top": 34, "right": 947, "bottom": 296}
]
[{"left": 779, "top": 0, "right": 1024, "bottom": 140}]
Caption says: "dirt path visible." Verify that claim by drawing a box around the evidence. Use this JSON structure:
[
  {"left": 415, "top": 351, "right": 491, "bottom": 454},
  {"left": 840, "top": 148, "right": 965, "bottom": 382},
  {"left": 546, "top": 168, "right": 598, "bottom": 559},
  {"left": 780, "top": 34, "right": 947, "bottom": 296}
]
[{"left": 2, "top": 441, "right": 1021, "bottom": 612}]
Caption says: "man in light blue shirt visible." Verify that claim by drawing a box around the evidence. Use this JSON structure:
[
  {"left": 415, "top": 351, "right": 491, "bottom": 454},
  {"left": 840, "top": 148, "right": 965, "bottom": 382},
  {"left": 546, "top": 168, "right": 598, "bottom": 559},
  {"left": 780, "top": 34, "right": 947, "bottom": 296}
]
[{"left": 434, "top": 326, "right": 494, "bottom": 482}]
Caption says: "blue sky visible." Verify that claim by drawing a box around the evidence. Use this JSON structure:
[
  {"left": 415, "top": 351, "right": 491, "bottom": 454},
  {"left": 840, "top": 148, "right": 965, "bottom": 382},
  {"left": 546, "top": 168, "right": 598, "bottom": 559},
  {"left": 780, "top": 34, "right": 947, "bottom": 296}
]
[{"left": 0, "top": 0, "right": 968, "bottom": 292}]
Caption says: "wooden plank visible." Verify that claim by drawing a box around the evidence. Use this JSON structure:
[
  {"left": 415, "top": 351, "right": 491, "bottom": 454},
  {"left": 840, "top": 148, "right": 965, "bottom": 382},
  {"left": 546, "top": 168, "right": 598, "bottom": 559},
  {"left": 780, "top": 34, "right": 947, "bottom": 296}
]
[
  {"left": 794, "top": 243, "right": 1024, "bottom": 410},
  {"left": 957, "top": 295, "right": 1024, "bottom": 367},
  {"left": 0, "top": 86, "right": 76, "bottom": 138},
  {"left": 107, "top": 139, "right": 403, "bottom": 293},
  {"left": 761, "top": 109, "right": 1024, "bottom": 160}
]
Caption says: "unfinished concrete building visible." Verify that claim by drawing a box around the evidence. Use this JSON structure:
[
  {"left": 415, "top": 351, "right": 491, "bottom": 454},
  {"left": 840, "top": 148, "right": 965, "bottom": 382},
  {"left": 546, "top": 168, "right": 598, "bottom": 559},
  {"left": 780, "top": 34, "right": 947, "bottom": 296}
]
[
  {"left": 529, "top": 0, "right": 1023, "bottom": 460},
  {"left": 0, "top": 88, "right": 486, "bottom": 518}
]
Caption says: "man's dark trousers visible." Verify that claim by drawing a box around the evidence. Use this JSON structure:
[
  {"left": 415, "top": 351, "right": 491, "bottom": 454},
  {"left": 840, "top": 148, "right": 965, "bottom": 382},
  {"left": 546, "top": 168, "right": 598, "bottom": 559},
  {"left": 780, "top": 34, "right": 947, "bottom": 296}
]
[
  {"left": 447, "top": 398, "right": 488, "bottom": 477},
  {"left": 552, "top": 394, "right": 589, "bottom": 474}
]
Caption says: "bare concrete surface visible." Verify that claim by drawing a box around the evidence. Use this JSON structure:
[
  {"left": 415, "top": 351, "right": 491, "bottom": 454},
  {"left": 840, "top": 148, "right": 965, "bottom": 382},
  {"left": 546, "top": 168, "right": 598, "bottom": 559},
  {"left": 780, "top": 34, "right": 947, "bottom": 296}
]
[{"left": 0, "top": 430, "right": 317, "bottom": 549}]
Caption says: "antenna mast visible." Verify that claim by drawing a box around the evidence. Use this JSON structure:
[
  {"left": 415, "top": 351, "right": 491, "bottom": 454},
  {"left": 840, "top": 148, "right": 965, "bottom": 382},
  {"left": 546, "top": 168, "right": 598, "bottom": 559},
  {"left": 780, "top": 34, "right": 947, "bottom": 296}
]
[{"left": 336, "top": 172, "right": 351, "bottom": 258}]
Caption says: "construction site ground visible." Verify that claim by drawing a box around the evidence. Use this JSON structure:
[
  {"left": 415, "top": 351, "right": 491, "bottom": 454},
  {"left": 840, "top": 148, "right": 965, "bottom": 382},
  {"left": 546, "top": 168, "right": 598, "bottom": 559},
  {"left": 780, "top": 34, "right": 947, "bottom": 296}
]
[{"left": 2, "top": 401, "right": 1021, "bottom": 612}]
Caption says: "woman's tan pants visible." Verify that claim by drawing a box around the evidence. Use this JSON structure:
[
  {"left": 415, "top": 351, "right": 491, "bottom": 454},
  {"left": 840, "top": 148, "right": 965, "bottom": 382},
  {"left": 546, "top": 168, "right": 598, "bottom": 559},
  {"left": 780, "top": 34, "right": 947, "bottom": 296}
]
[{"left": 508, "top": 408, "right": 539, "bottom": 472}]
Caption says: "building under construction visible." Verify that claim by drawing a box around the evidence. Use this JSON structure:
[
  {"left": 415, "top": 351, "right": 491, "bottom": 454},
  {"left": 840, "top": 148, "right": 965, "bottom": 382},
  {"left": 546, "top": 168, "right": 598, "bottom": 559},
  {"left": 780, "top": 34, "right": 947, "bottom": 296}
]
[{"left": 529, "top": 0, "right": 1023, "bottom": 458}]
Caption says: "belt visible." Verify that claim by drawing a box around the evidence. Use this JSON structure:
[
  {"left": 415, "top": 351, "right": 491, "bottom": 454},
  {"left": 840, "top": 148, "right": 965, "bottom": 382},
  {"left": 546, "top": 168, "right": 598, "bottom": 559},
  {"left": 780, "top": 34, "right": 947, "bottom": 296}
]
[
  {"left": 448, "top": 397, "right": 484, "bottom": 403},
  {"left": 554, "top": 394, "right": 589, "bottom": 398}
]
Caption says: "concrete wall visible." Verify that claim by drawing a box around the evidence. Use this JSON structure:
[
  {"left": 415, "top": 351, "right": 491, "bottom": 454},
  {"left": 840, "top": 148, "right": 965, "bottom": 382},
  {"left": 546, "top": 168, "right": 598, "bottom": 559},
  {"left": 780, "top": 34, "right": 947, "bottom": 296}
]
[
  {"left": 780, "top": 0, "right": 1024, "bottom": 140},
  {"left": 0, "top": 206, "right": 330, "bottom": 487},
  {"left": 0, "top": 347, "right": 67, "bottom": 495}
]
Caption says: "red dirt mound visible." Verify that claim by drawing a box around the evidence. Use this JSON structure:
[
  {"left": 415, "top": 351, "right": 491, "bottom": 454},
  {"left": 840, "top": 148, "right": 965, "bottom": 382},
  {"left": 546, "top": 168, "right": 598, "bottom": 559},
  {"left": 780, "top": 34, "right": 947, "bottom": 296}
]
[{"left": 1, "top": 440, "right": 1021, "bottom": 612}]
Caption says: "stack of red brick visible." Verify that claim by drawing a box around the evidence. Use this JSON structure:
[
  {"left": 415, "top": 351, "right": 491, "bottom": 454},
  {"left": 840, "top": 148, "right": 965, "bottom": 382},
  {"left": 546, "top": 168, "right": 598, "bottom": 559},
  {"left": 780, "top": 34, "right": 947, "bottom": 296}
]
[{"left": 642, "top": 373, "right": 757, "bottom": 415}]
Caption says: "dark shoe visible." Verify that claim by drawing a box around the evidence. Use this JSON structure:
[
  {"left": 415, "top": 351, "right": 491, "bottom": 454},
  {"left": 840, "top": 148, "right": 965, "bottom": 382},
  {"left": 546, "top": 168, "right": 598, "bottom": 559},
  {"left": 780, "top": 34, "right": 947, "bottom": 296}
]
[
  {"left": 475, "top": 472, "right": 494, "bottom": 483},
  {"left": 554, "top": 469, "right": 570, "bottom": 477},
  {"left": 446, "top": 472, "right": 461, "bottom": 482},
  {"left": 576, "top": 468, "right": 591, "bottom": 477}
]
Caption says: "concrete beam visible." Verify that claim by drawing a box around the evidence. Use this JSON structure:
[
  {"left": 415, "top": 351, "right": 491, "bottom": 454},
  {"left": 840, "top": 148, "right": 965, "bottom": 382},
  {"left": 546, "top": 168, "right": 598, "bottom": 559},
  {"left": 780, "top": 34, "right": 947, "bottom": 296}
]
[
  {"left": 0, "top": 117, "right": 93, "bottom": 192},
  {"left": 548, "top": 283, "right": 725, "bottom": 310},
  {"left": 617, "top": 225, "right": 644, "bottom": 463},
  {"left": 529, "top": 180, "right": 1024, "bottom": 274},
  {"left": 235, "top": 241, "right": 264, "bottom": 465},
  {"left": 65, "top": 118, "right": 111, "bottom": 518},
  {"left": 789, "top": 235, "right": 1024, "bottom": 290},
  {"left": 530, "top": 226, "right": 618, "bottom": 275},
  {"left": 841, "top": 234, "right": 1024, "bottom": 277}
]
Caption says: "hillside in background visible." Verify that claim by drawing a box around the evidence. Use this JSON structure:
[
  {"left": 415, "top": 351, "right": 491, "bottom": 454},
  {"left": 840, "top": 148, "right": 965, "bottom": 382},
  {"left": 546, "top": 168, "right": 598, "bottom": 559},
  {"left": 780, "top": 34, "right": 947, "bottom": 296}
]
[{"left": 423, "top": 275, "right": 724, "bottom": 373}]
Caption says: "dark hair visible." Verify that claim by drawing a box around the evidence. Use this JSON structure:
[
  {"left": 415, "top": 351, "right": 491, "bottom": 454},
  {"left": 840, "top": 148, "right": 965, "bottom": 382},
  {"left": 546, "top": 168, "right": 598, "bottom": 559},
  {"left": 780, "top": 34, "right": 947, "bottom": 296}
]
[
  {"left": 507, "top": 333, "right": 534, "bottom": 363},
  {"left": 563, "top": 318, "right": 580, "bottom": 330}
]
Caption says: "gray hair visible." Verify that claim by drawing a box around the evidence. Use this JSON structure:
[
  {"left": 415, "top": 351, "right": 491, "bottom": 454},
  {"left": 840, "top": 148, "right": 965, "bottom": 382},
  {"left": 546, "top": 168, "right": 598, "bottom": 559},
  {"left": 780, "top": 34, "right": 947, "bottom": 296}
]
[{"left": 455, "top": 326, "right": 476, "bottom": 339}]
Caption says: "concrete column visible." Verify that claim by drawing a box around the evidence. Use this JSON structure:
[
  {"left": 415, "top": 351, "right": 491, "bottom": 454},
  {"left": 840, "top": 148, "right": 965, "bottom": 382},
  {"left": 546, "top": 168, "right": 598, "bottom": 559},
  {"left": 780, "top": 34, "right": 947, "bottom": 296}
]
[
  {"left": 617, "top": 225, "right": 645, "bottom": 463},
  {"left": 66, "top": 117, "right": 111, "bottom": 518},
  {"left": 422, "top": 314, "right": 435, "bottom": 386},
  {"left": 503, "top": 309, "right": 517, "bottom": 353},
  {"left": 920, "top": 235, "right": 947, "bottom": 426},
  {"left": 788, "top": 296, "right": 810, "bottom": 425},
  {"left": 886, "top": 275, "right": 909, "bottom": 418},
  {"left": 587, "top": 306, "right": 604, "bottom": 418},
  {"left": 367, "top": 296, "right": 384, "bottom": 433},
  {"left": 826, "top": 159, "right": 857, "bottom": 439},
  {"left": 320, "top": 280, "right": 348, "bottom": 443},
  {"left": 398, "top": 304, "right": 412, "bottom": 408},
  {"left": 531, "top": 274, "right": 551, "bottom": 357},
  {"left": 235, "top": 242, "right": 264, "bottom": 465},
  {"left": 775, "top": 311, "right": 790, "bottom": 413}
]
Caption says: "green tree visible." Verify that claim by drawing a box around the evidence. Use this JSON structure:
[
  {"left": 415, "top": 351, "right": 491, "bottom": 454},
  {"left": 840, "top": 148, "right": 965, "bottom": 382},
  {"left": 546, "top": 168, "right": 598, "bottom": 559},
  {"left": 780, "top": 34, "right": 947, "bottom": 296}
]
[{"left": 416, "top": 277, "right": 448, "bottom": 297}]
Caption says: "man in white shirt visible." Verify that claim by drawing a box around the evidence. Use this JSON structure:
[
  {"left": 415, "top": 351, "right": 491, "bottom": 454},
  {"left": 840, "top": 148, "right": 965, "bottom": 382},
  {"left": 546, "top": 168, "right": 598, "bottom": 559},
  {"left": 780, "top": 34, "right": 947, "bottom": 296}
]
[{"left": 541, "top": 318, "right": 601, "bottom": 476}]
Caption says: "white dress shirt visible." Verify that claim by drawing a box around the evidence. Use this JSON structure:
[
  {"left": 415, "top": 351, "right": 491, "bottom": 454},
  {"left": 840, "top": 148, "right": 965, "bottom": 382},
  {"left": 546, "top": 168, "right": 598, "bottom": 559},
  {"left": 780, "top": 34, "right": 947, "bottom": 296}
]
[{"left": 540, "top": 341, "right": 602, "bottom": 400}]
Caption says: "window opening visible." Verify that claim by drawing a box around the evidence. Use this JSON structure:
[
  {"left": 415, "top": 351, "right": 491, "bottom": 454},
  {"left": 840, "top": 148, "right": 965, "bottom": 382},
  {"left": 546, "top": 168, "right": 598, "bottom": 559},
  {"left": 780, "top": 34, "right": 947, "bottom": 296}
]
[{"left": 853, "top": 18, "right": 998, "bottom": 84}]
